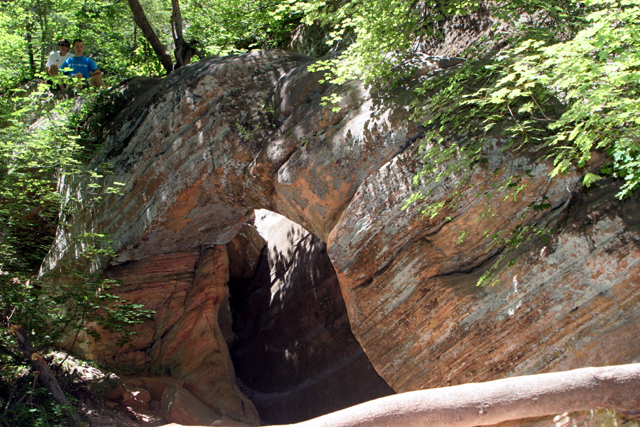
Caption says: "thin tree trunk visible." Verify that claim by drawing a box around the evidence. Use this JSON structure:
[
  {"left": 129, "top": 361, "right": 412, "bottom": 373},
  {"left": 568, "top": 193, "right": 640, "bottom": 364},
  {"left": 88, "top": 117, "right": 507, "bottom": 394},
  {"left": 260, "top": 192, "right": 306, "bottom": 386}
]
[
  {"left": 171, "top": 0, "right": 189, "bottom": 69},
  {"left": 41, "top": 2, "right": 49, "bottom": 72},
  {"left": 25, "top": 20, "right": 36, "bottom": 78},
  {"left": 171, "top": 0, "right": 184, "bottom": 46},
  {"left": 37, "top": 0, "right": 51, "bottom": 72},
  {"left": 271, "top": 364, "right": 640, "bottom": 427},
  {"left": 9, "top": 325, "right": 82, "bottom": 425},
  {"left": 126, "top": 0, "right": 174, "bottom": 74},
  {"left": 171, "top": 0, "right": 201, "bottom": 69}
]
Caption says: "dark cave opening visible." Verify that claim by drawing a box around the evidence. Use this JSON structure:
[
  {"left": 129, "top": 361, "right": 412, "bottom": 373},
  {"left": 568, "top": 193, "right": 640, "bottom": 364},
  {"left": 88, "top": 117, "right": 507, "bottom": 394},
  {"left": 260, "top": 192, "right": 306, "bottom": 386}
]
[{"left": 225, "top": 210, "right": 394, "bottom": 424}]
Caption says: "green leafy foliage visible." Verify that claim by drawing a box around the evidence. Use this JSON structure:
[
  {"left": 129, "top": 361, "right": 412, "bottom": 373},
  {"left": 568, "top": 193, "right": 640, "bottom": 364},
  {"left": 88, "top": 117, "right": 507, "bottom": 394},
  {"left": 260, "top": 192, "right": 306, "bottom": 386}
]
[
  {"left": 0, "top": 0, "right": 307, "bottom": 88},
  {"left": 480, "top": 0, "right": 640, "bottom": 199},
  {"left": 74, "top": 0, "right": 167, "bottom": 77},
  {"left": 0, "top": 10, "right": 31, "bottom": 87},
  {"left": 183, "top": 0, "right": 300, "bottom": 55},
  {"left": 397, "top": 0, "right": 640, "bottom": 285},
  {"left": 288, "top": 0, "right": 640, "bottom": 206},
  {"left": 0, "top": 0, "right": 160, "bottom": 85},
  {"left": 0, "top": 82, "right": 152, "bottom": 426},
  {"left": 280, "top": 0, "right": 485, "bottom": 84},
  {"left": 0, "top": 86, "right": 79, "bottom": 273},
  {"left": 282, "top": 0, "right": 420, "bottom": 84},
  {"left": 0, "top": 369, "right": 78, "bottom": 427}
]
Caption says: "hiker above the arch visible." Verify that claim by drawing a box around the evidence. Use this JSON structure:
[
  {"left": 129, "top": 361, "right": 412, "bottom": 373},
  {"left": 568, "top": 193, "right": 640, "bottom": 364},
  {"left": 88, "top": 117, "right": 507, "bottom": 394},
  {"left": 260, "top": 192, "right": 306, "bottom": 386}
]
[{"left": 61, "top": 39, "right": 105, "bottom": 88}]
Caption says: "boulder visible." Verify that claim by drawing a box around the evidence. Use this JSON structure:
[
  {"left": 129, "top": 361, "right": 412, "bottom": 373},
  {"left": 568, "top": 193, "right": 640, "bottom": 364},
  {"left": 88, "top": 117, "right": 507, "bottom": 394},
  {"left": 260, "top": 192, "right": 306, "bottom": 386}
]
[
  {"left": 161, "top": 383, "right": 222, "bottom": 425},
  {"left": 125, "top": 376, "right": 186, "bottom": 403},
  {"left": 122, "top": 387, "right": 151, "bottom": 411}
]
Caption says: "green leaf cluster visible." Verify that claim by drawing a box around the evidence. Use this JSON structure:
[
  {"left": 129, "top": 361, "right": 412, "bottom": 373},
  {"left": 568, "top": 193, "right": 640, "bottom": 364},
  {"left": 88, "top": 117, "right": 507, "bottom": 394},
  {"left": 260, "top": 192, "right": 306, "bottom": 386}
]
[
  {"left": 280, "top": 0, "right": 484, "bottom": 84},
  {"left": 411, "top": 0, "right": 640, "bottom": 202},
  {"left": 0, "top": 368, "right": 78, "bottom": 427},
  {"left": 290, "top": 0, "right": 639, "bottom": 204},
  {"left": 394, "top": 0, "right": 640, "bottom": 285},
  {"left": 0, "top": 0, "right": 166, "bottom": 85},
  {"left": 0, "top": 0, "right": 307, "bottom": 89},
  {"left": 482, "top": 0, "right": 640, "bottom": 198},
  {"left": 183, "top": 0, "right": 301, "bottom": 56},
  {"left": 281, "top": 0, "right": 420, "bottom": 84}
]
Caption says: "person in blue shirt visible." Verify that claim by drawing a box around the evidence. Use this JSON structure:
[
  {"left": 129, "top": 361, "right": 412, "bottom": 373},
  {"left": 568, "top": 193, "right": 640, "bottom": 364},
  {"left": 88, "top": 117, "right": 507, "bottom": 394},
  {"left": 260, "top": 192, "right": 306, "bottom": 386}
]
[{"left": 62, "top": 39, "right": 105, "bottom": 88}]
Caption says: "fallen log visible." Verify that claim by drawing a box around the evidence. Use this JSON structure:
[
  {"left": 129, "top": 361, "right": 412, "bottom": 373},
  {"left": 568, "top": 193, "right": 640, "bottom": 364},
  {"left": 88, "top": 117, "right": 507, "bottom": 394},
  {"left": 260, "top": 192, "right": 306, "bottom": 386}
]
[
  {"left": 287, "top": 364, "right": 640, "bottom": 427},
  {"left": 161, "top": 364, "right": 640, "bottom": 427},
  {"left": 9, "top": 325, "right": 82, "bottom": 425}
]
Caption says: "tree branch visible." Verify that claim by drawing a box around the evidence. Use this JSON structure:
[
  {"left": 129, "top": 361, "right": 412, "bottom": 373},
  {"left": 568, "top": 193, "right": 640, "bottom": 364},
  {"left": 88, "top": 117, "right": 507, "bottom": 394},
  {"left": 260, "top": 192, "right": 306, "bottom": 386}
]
[
  {"left": 172, "top": 0, "right": 201, "bottom": 69},
  {"left": 126, "top": 0, "right": 174, "bottom": 74}
]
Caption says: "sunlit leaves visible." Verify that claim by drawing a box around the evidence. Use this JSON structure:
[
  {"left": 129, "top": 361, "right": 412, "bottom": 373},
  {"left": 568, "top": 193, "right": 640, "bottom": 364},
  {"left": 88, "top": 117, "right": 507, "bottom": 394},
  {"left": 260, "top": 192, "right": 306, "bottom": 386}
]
[
  {"left": 0, "top": 99, "right": 82, "bottom": 273},
  {"left": 0, "top": 5, "right": 33, "bottom": 86},
  {"left": 525, "top": 0, "right": 640, "bottom": 197},
  {"left": 0, "top": 0, "right": 169, "bottom": 83},
  {"left": 439, "top": 0, "right": 640, "bottom": 199},
  {"left": 398, "top": 0, "right": 640, "bottom": 287},
  {"left": 0, "top": 89, "right": 153, "bottom": 423},
  {"left": 181, "top": 0, "right": 299, "bottom": 56},
  {"left": 282, "top": 0, "right": 421, "bottom": 84}
]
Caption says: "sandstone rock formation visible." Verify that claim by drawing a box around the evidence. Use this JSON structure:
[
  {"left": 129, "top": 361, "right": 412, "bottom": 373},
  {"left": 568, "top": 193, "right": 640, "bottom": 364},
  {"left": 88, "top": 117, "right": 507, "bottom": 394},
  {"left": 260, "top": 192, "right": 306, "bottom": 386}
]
[{"left": 45, "top": 49, "right": 640, "bottom": 424}]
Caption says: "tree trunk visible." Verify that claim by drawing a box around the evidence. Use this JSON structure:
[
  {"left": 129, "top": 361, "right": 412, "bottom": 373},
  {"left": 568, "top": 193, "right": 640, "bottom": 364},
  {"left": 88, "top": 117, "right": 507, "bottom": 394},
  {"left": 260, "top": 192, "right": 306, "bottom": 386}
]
[
  {"left": 171, "top": 0, "right": 200, "bottom": 69},
  {"left": 272, "top": 364, "right": 640, "bottom": 427},
  {"left": 9, "top": 325, "right": 82, "bottom": 425},
  {"left": 25, "top": 20, "right": 36, "bottom": 78},
  {"left": 171, "top": 0, "right": 186, "bottom": 69},
  {"left": 126, "top": 0, "right": 174, "bottom": 74},
  {"left": 37, "top": 0, "right": 49, "bottom": 72}
]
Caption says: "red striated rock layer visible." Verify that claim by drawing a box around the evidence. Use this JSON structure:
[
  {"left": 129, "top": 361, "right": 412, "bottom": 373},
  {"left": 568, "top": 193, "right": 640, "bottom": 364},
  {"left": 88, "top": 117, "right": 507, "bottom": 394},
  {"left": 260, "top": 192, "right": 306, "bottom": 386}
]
[
  {"left": 77, "top": 247, "right": 259, "bottom": 424},
  {"left": 335, "top": 177, "right": 640, "bottom": 393},
  {"left": 78, "top": 251, "right": 200, "bottom": 369}
]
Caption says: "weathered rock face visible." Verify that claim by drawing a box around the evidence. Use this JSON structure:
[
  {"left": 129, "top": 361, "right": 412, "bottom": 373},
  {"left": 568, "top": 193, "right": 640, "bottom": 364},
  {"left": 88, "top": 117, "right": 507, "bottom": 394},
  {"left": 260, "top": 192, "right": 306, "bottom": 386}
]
[
  {"left": 82, "top": 247, "right": 259, "bottom": 424},
  {"left": 46, "top": 49, "right": 640, "bottom": 424},
  {"left": 331, "top": 172, "right": 640, "bottom": 392}
]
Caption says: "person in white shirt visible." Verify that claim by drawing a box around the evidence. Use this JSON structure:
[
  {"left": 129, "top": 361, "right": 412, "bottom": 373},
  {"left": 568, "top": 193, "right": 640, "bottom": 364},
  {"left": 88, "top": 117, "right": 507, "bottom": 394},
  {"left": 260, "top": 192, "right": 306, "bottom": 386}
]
[{"left": 46, "top": 39, "right": 72, "bottom": 76}]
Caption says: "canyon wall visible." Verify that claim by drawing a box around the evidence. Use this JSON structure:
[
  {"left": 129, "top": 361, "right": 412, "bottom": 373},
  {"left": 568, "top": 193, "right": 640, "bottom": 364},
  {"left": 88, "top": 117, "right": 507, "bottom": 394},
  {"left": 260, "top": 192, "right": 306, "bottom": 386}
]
[{"left": 45, "top": 50, "right": 640, "bottom": 425}]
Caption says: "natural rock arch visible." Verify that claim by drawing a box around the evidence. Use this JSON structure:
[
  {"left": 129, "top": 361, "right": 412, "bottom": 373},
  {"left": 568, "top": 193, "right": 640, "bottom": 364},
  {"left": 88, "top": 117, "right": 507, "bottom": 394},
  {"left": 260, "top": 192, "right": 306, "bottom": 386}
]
[{"left": 45, "top": 50, "right": 640, "bottom": 424}]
